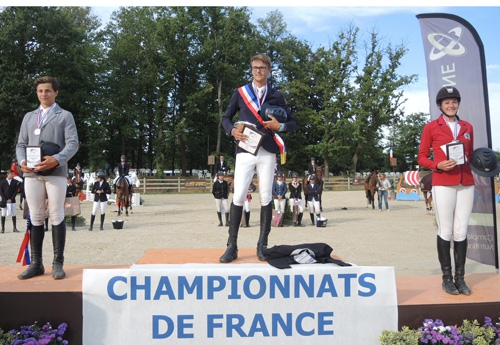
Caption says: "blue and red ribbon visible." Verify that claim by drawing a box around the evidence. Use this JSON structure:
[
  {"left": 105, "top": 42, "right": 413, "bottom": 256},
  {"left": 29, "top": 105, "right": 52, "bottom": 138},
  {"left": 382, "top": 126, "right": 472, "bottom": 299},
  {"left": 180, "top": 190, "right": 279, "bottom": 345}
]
[{"left": 16, "top": 215, "right": 31, "bottom": 266}]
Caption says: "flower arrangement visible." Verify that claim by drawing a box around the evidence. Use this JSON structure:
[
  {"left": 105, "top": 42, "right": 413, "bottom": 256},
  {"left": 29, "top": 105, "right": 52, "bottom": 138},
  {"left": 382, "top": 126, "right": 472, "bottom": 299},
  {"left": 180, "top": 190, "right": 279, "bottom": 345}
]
[
  {"left": 5, "top": 322, "right": 69, "bottom": 345},
  {"left": 380, "top": 317, "right": 500, "bottom": 345}
]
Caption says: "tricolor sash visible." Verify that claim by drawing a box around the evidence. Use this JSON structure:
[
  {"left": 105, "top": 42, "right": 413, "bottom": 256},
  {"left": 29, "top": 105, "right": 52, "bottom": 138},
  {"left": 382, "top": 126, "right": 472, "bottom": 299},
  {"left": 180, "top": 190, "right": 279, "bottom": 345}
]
[{"left": 238, "top": 85, "right": 287, "bottom": 164}]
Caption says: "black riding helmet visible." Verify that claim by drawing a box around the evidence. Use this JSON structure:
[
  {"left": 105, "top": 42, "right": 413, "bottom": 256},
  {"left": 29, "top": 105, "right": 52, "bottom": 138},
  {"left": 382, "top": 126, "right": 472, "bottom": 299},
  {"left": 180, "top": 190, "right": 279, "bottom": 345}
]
[
  {"left": 470, "top": 147, "right": 500, "bottom": 177},
  {"left": 436, "top": 86, "right": 461, "bottom": 104},
  {"left": 436, "top": 86, "right": 461, "bottom": 118}
]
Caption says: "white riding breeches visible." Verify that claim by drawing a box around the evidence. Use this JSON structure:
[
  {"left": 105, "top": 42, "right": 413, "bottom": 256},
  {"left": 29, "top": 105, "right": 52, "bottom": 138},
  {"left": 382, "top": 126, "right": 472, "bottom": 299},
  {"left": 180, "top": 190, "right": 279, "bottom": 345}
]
[
  {"left": 24, "top": 175, "right": 66, "bottom": 226},
  {"left": 289, "top": 198, "right": 304, "bottom": 213},
  {"left": 214, "top": 198, "right": 229, "bottom": 213},
  {"left": 307, "top": 200, "right": 321, "bottom": 214},
  {"left": 433, "top": 184, "right": 474, "bottom": 242},
  {"left": 92, "top": 201, "right": 108, "bottom": 215},
  {"left": 274, "top": 198, "right": 287, "bottom": 213},
  {"left": 232, "top": 148, "right": 276, "bottom": 207},
  {"left": 243, "top": 198, "right": 251, "bottom": 212},
  {"left": 1, "top": 203, "right": 16, "bottom": 217}
]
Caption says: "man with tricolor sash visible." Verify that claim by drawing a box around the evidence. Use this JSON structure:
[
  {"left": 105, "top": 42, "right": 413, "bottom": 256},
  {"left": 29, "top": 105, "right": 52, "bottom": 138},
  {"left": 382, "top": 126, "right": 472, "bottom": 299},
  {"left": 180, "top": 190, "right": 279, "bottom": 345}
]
[{"left": 220, "top": 53, "right": 297, "bottom": 263}]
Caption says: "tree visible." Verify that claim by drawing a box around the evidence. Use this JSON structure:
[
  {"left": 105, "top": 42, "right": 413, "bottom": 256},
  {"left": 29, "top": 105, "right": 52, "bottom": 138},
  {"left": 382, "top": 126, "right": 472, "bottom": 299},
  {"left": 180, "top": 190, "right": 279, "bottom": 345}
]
[
  {"left": 389, "top": 112, "right": 429, "bottom": 172},
  {"left": 349, "top": 31, "right": 416, "bottom": 176},
  {"left": 0, "top": 6, "right": 101, "bottom": 170}
]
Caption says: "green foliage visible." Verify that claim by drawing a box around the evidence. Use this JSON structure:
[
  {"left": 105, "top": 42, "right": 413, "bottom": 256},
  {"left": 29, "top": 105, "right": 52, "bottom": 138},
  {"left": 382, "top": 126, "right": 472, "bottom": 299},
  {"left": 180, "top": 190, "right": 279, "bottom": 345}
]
[
  {"left": 459, "top": 319, "right": 496, "bottom": 345},
  {"left": 0, "top": 6, "right": 423, "bottom": 176},
  {"left": 380, "top": 326, "right": 420, "bottom": 345},
  {"left": 389, "top": 112, "right": 430, "bottom": 172},
  {"left": 0, "top": 328, "right": 15, "bottom": 345},
  {"left": 381, "top": 317, "right": 500, "bottom": 345}
]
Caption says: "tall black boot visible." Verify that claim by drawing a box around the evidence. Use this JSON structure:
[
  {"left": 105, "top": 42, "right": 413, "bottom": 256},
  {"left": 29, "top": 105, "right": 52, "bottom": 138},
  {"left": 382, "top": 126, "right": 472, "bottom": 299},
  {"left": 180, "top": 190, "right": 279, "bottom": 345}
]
[
  {"left": 71, "top": 216, "right": 76, "bottom": 231},
  {"left": 52, "top": 220, "right": 66, "bottom": 279},
  {"left": 257, "top": 203, "right": 272, "bottom": 261},
  {"left": 310, "top": 213, "right": 315, "bottom": 225},
  {"left": 454, "top": 239, "right": 472, "bottom": 295},
  {"left": 18, "top": 225, "right": 45, "bottom": 279},
  {"left": 44, "top": 218, "right": 49, "bottom": 232},
  {"left": 437, "top": 236, "right": 459, "bottom": 295},
  {"left": 1, "top": 216, "right": 5, "bottom": 233},
  {"left": 225, "top": 212, "right": 229, "bottom": 226},
  {"left": 100, "top": 214, "right": 105, "bottom": 230},
  {"left": 297, "top": 213, "right": 303, "bottom": 226},
  {"left": 88, "top": 214, "right": 95, "bottom": 231},
  {"left": 12, "top": 216, "right": 19, "bottom": 232},
  {"left": 245, "top": 211, "right": 250, "bottom": 227},
  {"left": 219, "top": 203, "right": 242, "bottom": 263},
  {"left": 217, "top": 212, "right": 223, "bottom": 226}
]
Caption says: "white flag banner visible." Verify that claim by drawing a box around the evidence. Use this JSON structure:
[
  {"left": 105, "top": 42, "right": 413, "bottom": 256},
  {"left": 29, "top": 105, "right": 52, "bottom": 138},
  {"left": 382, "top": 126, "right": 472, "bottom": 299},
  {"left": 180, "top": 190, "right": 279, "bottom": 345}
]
[
  {"left": 82, "top": 264, "right": 397, "bottom": 345},
  {"left": 417, "top": 13, "right": 498, "bottom": 268}
]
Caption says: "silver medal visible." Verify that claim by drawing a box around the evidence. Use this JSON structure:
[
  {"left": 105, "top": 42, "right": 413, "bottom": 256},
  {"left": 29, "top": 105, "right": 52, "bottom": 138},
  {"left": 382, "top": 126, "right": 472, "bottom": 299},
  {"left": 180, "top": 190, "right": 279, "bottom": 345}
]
[{"left": 34, "top": 128, "right": 41, "bottom": 135}]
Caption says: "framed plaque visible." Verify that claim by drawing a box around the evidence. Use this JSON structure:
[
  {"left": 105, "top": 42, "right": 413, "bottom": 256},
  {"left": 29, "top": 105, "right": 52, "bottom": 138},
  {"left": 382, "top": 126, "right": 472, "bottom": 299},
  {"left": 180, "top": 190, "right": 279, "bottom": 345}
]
[
  {"left": 26, "top": 146, "right": 42, "bottom": 168},
  {"left": 236, "top": 123, "right": 264, "bottom": 156},
  {"left": 446, "top": 142, "right": 465, "bottom": 165}
]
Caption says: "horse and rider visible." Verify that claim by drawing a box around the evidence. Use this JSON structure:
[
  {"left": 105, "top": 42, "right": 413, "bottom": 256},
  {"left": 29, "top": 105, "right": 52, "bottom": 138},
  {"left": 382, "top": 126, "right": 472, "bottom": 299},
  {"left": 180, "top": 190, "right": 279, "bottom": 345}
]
[
  {"left": 113, "top": 155, "right": 134, "bottom": 216},
  {"left": 113, "top": 155, "right": 133, "bottom": 195},
  {"left": 72, "top": 162, "right": 85, "bottom": 197}
]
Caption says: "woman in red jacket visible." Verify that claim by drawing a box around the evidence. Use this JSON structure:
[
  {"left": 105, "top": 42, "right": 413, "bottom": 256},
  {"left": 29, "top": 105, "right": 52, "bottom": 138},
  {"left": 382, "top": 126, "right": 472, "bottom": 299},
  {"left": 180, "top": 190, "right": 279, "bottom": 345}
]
[{"left": 417, "top": 86, "right": 474, "bottom": 296}]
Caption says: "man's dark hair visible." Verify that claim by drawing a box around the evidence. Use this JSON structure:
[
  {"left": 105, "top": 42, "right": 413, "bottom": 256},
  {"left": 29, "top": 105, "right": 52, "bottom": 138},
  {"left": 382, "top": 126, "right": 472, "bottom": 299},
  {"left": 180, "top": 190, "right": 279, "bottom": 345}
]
[{"left": 34, "top": 76, "right": 59, "bottom": 92}]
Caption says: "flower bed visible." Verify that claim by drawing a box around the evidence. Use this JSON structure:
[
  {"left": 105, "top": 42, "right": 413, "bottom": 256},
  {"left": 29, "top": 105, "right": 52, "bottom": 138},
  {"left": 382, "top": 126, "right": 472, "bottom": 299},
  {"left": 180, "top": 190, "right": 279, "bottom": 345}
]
[
  {"left": 380, "top": 317, "right": 500, "bottom": 344},
  {"left": 0, "top": 322, "right": 68, "bottom": 345}
]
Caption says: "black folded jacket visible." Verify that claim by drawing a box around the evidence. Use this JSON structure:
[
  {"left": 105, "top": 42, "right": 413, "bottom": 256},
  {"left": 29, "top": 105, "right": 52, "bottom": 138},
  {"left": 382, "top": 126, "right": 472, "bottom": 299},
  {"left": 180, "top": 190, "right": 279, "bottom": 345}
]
[{"left": 263, "top": 242, "right": 352, "bottom": 269}]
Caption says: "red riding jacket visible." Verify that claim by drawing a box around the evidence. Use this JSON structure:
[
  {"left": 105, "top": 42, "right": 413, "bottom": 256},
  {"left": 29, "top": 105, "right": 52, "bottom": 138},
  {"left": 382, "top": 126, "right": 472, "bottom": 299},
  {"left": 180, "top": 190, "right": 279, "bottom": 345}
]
[{"left": 418, "top": 115, "right": 474, "bottom": 187}]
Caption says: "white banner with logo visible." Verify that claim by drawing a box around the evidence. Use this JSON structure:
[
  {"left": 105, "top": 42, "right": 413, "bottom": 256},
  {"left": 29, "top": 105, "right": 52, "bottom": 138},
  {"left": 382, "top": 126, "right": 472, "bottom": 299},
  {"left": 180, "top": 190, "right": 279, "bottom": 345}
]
[
  {"left": 417, "top": 13, "right": 498, "bottom": 267},
  {"left": 82, "top": 264, "right": 397, "bottom": 345}
]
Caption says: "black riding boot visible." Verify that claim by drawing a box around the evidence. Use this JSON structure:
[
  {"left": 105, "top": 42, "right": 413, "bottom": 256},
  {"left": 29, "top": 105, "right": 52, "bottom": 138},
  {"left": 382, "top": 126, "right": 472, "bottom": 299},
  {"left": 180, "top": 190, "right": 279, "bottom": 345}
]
[
  {"left": 88, "top": 215, "right": 95, "bottom": 231},
  {"left": 245, "top": 211, "right": 250, "bottom": 227},
  {"left": 219, "top": 203, "right": 242, "bottom": 263},
  {"left": 298, "top": 213, "right": 303, "bottom": 226},
  {"left": 18, "top": 225, "right": 45, "bottom": 279},
  {"left": 12, "top": 216, "right": 19, "bottom": 232},
  {"left": 1, "top": 216, "right": 5, "bottom": 233},
  {"left": 257, "top": 203, "right": 272, "bottom": 261},
  {"left": 217, "top": 212, "right": 223, "bottom": 226},
  {"left": 310, "top": 213, "right": 315, "bottom": 225},
  {"left": 100, "top": 214, "right": 105, "bottom": 230},
  {"left": 437, "top": 236, "right": 459, "bottom": 295},
  {"left": 454, "top": 239, "right": 472, "bottom": 295},
  {"left": 52, "top": 220, "right": 66, "bottom": 279},
  {"left": 44, "top": 218, "right": 49, "bottom": 231},
  {"left": 225, "top": 212, "right": 229, "bottom": 226},
  {"left": 71, "top": 216, "right": 76, "bottom": 231}
]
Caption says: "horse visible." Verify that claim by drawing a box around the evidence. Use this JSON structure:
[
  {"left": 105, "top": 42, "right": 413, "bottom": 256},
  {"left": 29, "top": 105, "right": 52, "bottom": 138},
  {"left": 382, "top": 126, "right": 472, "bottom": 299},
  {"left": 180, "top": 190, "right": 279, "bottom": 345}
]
[
  {"left": 364, "top": 170, "right": 379, "bottom": 209},
  {"left": 73, "top": 168, "right": 84, "bottom": 198},
  {"left": 302, "top": 165, "right": 324, "bottom": 211},
  {"left": 420, "top": 172, "right": 433, "bottom": 213},
  {"left": 115, "top": 176, "right": 132, "bottom": 216}
]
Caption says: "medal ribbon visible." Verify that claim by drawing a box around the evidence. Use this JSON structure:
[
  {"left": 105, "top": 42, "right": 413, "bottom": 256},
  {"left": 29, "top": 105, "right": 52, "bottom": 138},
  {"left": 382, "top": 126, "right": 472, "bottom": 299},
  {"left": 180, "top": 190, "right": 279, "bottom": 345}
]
[
  {"left": 37, "top": 104, "right": 56, "bottom": 129},
  {"left": 238, "top": 85, "right": 287, "bottom": 163}
]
